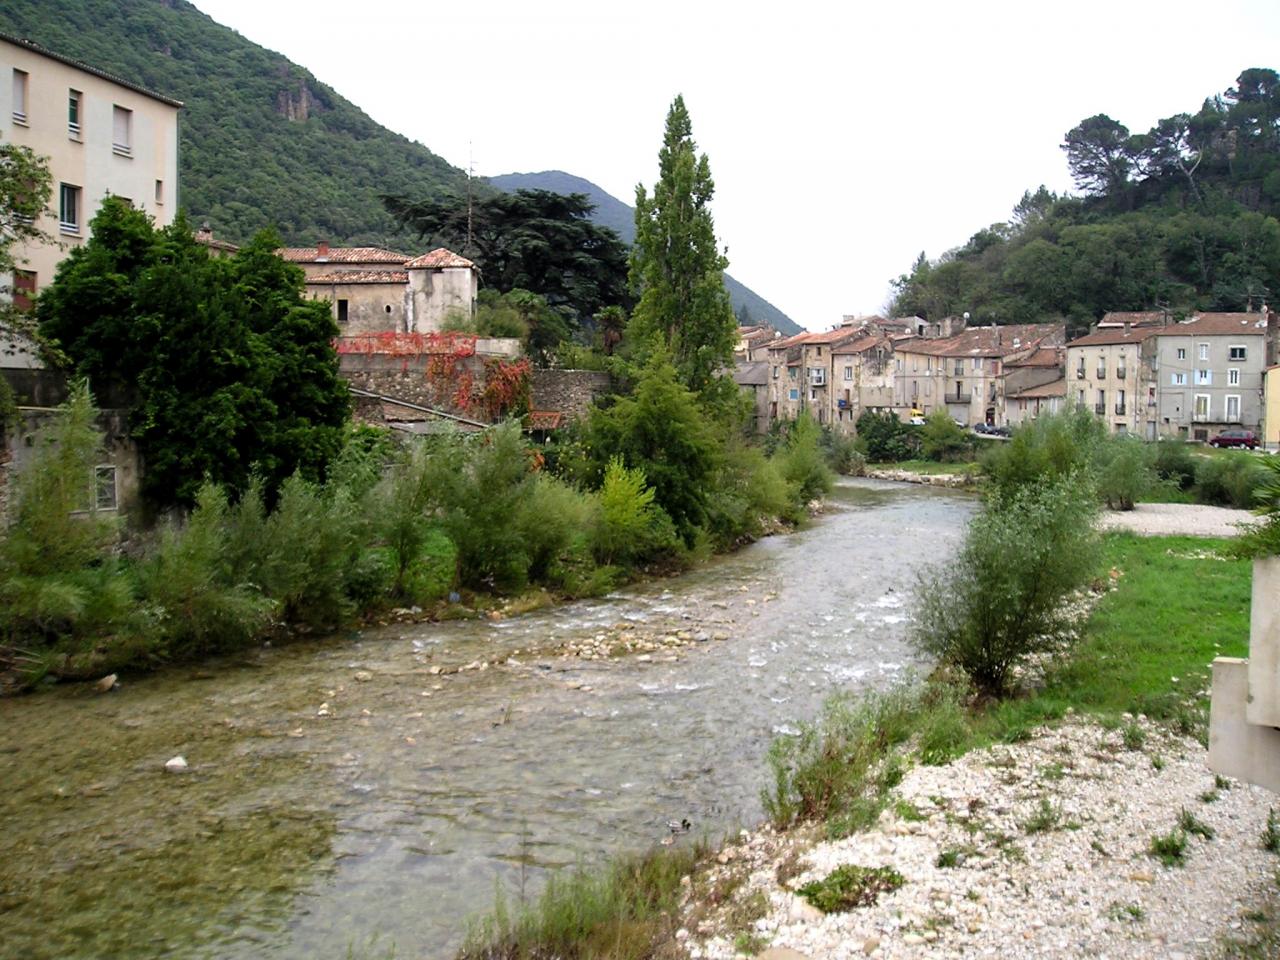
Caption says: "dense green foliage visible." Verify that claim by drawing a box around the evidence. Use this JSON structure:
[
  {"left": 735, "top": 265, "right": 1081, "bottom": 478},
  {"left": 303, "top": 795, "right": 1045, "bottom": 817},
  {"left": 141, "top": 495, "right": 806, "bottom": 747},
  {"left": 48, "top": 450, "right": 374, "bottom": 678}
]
[
  {"left": 36, "top": 199, "right": 350, "bottom": 507},
  {"left": 384, "top": 188, "right": 630, "bottom": 332},
  {"left": 0, "top": 138, "right": 52, "bottom": 320},
  {"left": 628, "top": 96, "right": 737, "bottom": 397},
  {"left": 913, "top": 474, "right": 1100, "bottom": 697},
  {"left": 891, "top": 69, "right": 1280, "bottom": 333},
  {"left": 854, "top": 410, "right": 920, "bottom": 462},
  {"left": 487, "top": 170, "right": 802, "bottom": 336},
  {"left": 0, "top": 0, "right": 470, "bottom": 247}
]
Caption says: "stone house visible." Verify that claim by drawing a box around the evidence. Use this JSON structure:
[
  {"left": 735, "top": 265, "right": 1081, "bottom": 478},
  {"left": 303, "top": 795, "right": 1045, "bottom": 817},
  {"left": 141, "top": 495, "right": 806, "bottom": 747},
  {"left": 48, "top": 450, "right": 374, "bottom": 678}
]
[
  {"left": 828, "top": 332, "right": 898, "bottom": 433},
  {"left": 732, "top": 360, "right": 771, "bottom": 433},
  {"left": 1005, "top": 378, "right": 1066, "bottom": 428},
  {"left": 735, "top": 325, "right": 781, "bottom": 361},
  {"left": 1150, "top": 311, "right": 1275, "bottom": 440},
  {"left": 1065, "top": 324, "right": 1162, "bottom": 436},
  {"left": 766, "top": 328, "right": 868, "bottom": 426},
  {"left": 279, "top": 243, "right": 478, "bottom": 334},
  {"left": 893, "top": 323, "right": 1065, "bottom": 426}
]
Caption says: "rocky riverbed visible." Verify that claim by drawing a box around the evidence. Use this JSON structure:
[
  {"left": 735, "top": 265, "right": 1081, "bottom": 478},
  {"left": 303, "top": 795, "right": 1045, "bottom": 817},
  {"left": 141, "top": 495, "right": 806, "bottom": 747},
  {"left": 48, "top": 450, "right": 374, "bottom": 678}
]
[{"left": 681, "top": 718, "right": 1277, "bottom": 960}]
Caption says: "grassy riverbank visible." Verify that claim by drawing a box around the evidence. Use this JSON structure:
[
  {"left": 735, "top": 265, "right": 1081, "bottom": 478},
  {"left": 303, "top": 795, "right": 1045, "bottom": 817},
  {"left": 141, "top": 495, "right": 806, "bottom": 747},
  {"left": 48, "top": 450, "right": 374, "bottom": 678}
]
[{"left": 455, "top": 531, "right": 1252, "bottom": 958}]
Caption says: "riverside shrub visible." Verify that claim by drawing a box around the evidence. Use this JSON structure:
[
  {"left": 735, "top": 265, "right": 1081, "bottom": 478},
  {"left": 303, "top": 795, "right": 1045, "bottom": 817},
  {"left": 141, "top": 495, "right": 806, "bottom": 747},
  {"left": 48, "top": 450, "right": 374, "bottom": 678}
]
[
  {"left": 591, "top": 457, "right": 675, "bottom": 566},
  {"left": 982, "top": 405, "right": 1106, "bottom": 498},
  {"left": 855, "top": 410, "right": 917, "bottom": 462},
  {"left": 1094, "top": 436, "right": 1158, "bottom": 510},
  {"left": 920, "top": 410, "right": 971, "bottom": 463},
  {"left": 912, "top": 473, "right": 1099, "bottom": 698},
  {"left": 1195, "top": 452, "right": 1268, "bottom": 508},
  {"left": 776, "top": 413, "right": 835, "bottom": 505}
]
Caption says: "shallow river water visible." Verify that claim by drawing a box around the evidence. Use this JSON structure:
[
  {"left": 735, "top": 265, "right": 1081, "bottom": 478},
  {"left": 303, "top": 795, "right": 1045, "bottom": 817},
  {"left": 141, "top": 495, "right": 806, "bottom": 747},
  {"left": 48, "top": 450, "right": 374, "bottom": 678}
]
[{"left": 0, "top": 479, "right": 974, "bottom": 960}]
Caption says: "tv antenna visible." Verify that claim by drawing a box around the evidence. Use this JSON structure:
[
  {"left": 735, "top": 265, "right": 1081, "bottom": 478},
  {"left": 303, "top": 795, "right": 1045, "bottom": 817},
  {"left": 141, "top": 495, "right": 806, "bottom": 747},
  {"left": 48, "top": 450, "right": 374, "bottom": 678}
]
[{"left": 465, "top": 141, "right": 475, "bottom": 254}]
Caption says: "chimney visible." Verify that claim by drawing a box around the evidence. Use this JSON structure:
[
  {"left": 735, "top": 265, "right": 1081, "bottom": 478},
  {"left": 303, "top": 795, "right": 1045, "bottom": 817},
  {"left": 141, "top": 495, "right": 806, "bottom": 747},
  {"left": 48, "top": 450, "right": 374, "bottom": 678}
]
[
  {"left": 1124, "top": 321, "right": 1131, "bottom": 334},
  {"left": 317, "top": 240, "right": 330, "bottom": 261}
]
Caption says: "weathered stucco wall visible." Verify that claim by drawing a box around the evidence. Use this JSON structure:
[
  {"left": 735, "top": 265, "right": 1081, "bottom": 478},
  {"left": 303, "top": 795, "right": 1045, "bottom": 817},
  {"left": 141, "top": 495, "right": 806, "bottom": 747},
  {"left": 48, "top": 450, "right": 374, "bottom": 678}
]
[{"left": 307, "top": 282, "right": 408, "bottom": 335}]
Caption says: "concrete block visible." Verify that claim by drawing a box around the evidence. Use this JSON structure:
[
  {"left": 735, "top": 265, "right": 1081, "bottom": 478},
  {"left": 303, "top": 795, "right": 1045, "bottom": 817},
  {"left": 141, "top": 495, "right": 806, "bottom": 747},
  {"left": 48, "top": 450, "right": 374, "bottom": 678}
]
[
  {"left": 1210, "top": 657, "right": 1280, "bottom": 794},
  {"left": 1247, "top": 557, "right": 1280, "bottom": 727}
]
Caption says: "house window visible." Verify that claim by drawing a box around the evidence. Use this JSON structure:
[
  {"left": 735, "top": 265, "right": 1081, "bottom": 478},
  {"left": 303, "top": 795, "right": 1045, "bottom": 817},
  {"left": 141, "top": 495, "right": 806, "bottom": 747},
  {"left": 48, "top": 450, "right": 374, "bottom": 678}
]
[
  {"left": 788, "top": 367, "right": 797, "bottom": 380},
  {"left": 112, "top": 105, "right": 132, "bottom": 156},
  {"left": 1195, "top": 369, "right": 1212, "bottom": 385},
  {"left": 1229, "top": 345, "right": 1247, "bottom": 362},
  {"left": 895, "top": 358, "right": 903, "bottom": 372},
  {"left": 788, "top": 388, "right": 799, "bottom": 401},
  {"left": 11, "top": 69, "right": 28, "bottom": 124},
  {"left": 1172, "top": 372, "right": 1186, "bottom": 386},
  {"left": 336, "top": 298, "right": 349, "bottom": 324},
  {"left": 59, "top": 183, "right": 81, "bottom": 234},
  {"left": 1198, "top": 343, "right": 1209, "bottom": 361},
  {"left": 972, "top": 358, "right": 981, "bottom": 372},
  {"left": 843, "top": 365, "right": 852, "bottom": 381},
  {"left": 93, "top": 466, "right": 118, "bottom": 511},
  {"left": 1226, "top": 395, "right": 1241, "bottom": 422},
  {"left": 1229, "top": 368, "right": 1240, "bottom": 386},
  {"left": 1194, "top": 394, "right": 1210, "bottom": 421},
  {"left": 1077, "top": 390, "right": 1085, "bottom": 404},
  {"left": 155, "top": 179, "right": 164, "bottom": 205},
  {"left": 13, "top": 270, "right": 35, "bottom": 312},
  {"left": 772, "top": 366, "right": 778, "bottom": 380},
  {"left": 912, "top": 357, "right": 918, "bottom": 372},
  {"left": 954, "top": 360, "right": 962, "bottom": 376},
  {"left": 66, "top": 89, "right": 84, "bottom": 138},
  {"left": 1176, "top": 347, "right": 1186, "bottom": 360}
]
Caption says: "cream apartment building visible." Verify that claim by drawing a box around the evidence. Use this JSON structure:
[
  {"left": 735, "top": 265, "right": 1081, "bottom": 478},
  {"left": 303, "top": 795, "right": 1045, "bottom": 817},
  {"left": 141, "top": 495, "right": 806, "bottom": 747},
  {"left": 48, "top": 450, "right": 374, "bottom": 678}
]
[
  {"left": 1064, "top": 325, "right": 1161, "bottom": 436},
  {"left": 2, "top": 34, "right": 181, "bottom": 301}
]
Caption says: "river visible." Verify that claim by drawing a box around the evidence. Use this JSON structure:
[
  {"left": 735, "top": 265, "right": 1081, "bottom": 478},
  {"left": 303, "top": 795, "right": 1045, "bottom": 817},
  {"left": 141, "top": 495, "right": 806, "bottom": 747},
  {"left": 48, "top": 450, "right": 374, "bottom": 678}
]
[{"left": 0, "top": 478, "right": 974, "bottom": 960}]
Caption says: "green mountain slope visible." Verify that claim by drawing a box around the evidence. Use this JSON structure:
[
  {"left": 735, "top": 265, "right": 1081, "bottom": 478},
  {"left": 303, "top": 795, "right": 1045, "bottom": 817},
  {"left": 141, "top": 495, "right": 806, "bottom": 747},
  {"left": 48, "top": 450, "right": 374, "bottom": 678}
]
[
  {"left": 0, "top": 0, "right": 469, "bottom": 246},
  {"left": 489, "top": 170, "right": 803, "bottom": 335}
]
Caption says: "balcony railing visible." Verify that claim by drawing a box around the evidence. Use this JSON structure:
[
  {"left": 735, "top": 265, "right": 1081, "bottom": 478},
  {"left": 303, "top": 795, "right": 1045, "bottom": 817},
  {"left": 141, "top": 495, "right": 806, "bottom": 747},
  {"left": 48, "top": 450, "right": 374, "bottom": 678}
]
[
  {"left": 1094, "top": 403, "right": 1106, "bottom": 415},
  {"left": 948, "top": 393, "right": 972, "bottom": 403},
  {"left": 1096, "top": 368, "right": 1106, "bottom": 379},
  {"left": 1076, "top": 368, "right": 1086, "bottom": 379},
  {"left": 1116, "top": 367, "right": 1127, "bottom": 380},
  {"left": 1114, "top": 404, "right": 1126, "bottom": 415}
]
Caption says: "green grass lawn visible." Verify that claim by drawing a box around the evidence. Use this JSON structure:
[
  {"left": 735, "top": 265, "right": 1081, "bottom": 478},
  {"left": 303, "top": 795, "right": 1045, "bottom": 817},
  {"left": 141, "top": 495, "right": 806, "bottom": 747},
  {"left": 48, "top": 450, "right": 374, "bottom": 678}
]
[
  {"left": 980, "top": 532, "right": 1250, "bottom": 740},
  {"left": 869, "top": 459, "right": 982, "bottom": 476}
]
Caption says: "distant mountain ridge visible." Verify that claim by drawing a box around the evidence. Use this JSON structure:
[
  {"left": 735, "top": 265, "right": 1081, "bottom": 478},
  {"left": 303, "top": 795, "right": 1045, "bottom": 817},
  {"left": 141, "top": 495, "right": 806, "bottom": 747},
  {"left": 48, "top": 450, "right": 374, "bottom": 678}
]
[{"left": 489, "top": 171, "right": 803, "bottom": 336}]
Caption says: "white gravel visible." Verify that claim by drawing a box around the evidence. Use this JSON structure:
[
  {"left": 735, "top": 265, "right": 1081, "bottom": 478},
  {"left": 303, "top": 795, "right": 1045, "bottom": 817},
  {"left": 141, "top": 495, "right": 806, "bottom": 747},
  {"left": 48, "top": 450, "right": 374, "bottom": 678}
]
[
  {"left": 1098, "top": 503, "right": 1256, "bottom": 538},
  {"left": 685, "top": 719, "right": 1278, "bottom": 960}
]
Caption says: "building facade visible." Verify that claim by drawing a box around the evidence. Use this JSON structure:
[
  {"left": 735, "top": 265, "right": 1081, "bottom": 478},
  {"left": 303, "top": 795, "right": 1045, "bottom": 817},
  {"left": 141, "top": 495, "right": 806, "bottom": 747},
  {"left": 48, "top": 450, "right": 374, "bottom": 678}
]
[
  {"left": 279, "top": 244, "right": 478, "bottom": 334},
  {"left": 1064, "top": 326, "right": 1161, "bottom": 436},
  {"left": 1, "top": 34, "right": 181, "bottom": 295}
]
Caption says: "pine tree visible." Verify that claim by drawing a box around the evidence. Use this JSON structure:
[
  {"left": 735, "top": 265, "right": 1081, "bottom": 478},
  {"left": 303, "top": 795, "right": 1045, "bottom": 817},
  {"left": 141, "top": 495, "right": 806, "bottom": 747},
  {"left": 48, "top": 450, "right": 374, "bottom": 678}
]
[{"left": 629, "top": 96, "right": 737, "bottom": 397}]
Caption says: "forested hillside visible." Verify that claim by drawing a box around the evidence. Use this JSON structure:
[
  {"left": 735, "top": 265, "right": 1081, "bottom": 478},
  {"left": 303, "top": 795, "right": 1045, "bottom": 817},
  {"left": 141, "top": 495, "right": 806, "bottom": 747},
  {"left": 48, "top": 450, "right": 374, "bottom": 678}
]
[
  {"left": 891, "top": 68, "right": 1280, "bottom": 335},
  {"left": 488, "top": 171, "right": 803, "bottom": 335},
  {"left": 0, "top": 0, "right": 469, "bottom": 246}
]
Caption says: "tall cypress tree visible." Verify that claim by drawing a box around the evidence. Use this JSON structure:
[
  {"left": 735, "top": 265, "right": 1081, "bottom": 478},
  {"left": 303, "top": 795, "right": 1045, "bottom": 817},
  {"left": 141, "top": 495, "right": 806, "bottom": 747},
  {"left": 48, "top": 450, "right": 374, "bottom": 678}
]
[{"left": 629, "top": 96, "right": 737, "bottom": 398}]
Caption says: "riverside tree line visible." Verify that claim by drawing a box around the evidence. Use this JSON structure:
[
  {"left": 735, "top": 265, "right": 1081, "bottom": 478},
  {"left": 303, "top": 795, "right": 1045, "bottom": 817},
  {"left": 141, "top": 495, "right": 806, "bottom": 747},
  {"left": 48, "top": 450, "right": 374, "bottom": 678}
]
[{"left": 0, "top": 97, "right": 840, "bottom": 692}]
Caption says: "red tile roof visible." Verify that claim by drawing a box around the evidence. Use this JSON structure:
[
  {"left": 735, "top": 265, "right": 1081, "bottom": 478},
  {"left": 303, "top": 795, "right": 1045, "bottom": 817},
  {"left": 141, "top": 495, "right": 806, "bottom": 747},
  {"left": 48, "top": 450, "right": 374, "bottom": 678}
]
[
  {"left": 1067, "top": 326, "right": 1162, "bottom": 348},
  {"left": 307, "top": 270, "right": 408, "bottom": 284},
  {"left": 1099, "top": 311, "right": 1166, "bottom": 327},
  {"left": 527, "top": 411, "right": 563, "bottom": 430},
  {"left": 404, "top": 248, "right": 476, "bottom": 269},
  {"left": 1006, "top": 346, "right": 1063, "bottom": 367},
  {"left": 279, "top": 246, "right": 410, "bottom": 264},
  {"left": 1175, "top": 312, "right": 1270, "bottom": 336},
  {"left": 832, "top": 333, "right": 890, "bottom": 355},
  {"left": 897, "top": 324, "right": 1064, "bottom": 358},
  {"left": 1010, "top": 377, "right": 1067, "bottom": 399}
]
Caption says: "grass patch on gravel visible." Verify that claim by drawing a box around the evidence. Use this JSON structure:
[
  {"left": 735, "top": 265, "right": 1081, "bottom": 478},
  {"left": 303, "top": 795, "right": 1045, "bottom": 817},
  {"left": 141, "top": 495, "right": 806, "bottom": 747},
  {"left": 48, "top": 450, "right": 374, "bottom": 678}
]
[
  {"left": 796, "top": 864, "right": 905, "bottom": 913},
  {"left": 868, "top": 460, "right": 982, "bottom": 476}
]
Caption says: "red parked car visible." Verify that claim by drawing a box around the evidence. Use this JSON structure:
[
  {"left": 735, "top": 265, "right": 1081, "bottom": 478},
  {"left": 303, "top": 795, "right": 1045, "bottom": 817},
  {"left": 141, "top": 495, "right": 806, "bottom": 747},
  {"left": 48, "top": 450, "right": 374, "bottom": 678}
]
[{"left": 1209, "top": 429, "right": 1259, "bottom": 449}]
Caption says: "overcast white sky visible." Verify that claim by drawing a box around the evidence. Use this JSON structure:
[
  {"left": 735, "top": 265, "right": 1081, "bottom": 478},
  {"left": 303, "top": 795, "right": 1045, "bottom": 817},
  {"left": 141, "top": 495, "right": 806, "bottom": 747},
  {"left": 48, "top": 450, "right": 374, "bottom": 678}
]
[{"left": 194, "top": 0, "right": 1280, "bottom": 331}]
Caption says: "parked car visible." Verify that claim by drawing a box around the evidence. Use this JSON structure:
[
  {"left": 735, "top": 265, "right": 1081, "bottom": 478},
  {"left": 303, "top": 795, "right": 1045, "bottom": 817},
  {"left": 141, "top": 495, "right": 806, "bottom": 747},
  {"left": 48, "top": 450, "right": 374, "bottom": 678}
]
[
  {"left": 1209, "top": 429, "right": 1259, "bottom": 449},
  {"left": 907, "top": 416, "right": 926, "bottom": 426}
]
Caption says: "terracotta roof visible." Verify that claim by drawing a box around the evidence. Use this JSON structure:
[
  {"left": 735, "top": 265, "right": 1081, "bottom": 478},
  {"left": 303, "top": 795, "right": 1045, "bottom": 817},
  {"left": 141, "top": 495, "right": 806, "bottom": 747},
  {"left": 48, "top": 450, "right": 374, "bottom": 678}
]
[
  {"left": 279, "top": 246, "right": 410, "bottom": 264},
  {"left": 1010, "top": 377, "right": 1067, "bottom": 399},
  {"left": 1, "top": 33, "right": 183, "bottom": 107},
  {"left": 1006, "top": 346, "right": 1063, "bottom": 367},
  {"left": 527, "top": 411, "right": 563, "bottom": 430},
  {"left": 897, "top": 324, "right": 1064, "bottom": 358},
  {"left": 767, "top": 332, "right": 814, "bottom": 351},
  {"left": 404, "top": 248, "right": 476, "bottom": 269},
  {"left": 1068, "top": 326, "right": 1162, "bottom": 348},
  {"left": 1098, "top": 311, "right": 1166, "bottom": 327},
  {"left": 768, "top": 328, "right": 863, "bottom": 350},
  {"left": 1173, "top": 312, "right": 1270, "bottom": 336},
  {"left": 832, "top": 333, "right": 890, "bottom": 355},
  {"left": 307, "top": 270, "right": 408, "bottom": 284}
]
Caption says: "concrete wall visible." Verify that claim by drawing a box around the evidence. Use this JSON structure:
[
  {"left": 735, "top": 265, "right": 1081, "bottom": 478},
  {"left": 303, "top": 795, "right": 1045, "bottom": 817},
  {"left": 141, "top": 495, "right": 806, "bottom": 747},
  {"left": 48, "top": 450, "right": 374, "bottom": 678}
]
[
  {"left": 307, "top": 281, "right": 409, "bottom": 334},
  {"left": 1, "top": 37, "right": 179, "bottom": 296},
  {"left": 409, "top": 266, "right": 477, "bottom": 333}
]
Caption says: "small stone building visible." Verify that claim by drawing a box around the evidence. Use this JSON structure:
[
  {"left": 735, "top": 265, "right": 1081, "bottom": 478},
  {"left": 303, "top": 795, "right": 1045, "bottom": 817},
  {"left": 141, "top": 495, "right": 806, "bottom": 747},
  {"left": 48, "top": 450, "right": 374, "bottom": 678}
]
[{"left": 278, "top": 243, "right": 479, "bottom": 335}]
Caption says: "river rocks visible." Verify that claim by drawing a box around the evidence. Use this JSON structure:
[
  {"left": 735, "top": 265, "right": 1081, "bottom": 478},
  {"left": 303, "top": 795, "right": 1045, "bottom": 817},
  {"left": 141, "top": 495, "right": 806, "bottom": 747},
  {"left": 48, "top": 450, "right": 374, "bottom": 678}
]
[
  {"left": 864, "top": 468, "right": 976, "bottom": 488},
  {"left": 163, "top": 755, "right": 188, "bottom": 773},
  {"left": 353, "top": 671, "right": 372, "bottom": 682}
]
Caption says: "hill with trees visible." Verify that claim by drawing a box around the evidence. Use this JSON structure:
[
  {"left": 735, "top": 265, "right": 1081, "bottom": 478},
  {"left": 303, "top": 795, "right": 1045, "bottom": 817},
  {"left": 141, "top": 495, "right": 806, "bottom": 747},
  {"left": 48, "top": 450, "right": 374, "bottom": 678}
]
[
  {"left": 488, "top": 170, "right": 803, "bottom": 335},
  {"left": 0, "top": 0, "right": 471, "bottom": 247},
  {"left": 890, "top": 68, "right": 1280, "bottom": 336}
]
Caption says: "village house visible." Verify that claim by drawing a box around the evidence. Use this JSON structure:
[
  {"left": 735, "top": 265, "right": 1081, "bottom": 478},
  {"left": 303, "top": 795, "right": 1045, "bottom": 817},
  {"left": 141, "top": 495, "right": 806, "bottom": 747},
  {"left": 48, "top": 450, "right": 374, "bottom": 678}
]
[
  {"left": 1150, "top": 311, "right": 1275, "bottom": 441},
  {"left": 278, "top": 243, "right": 479, "bottom": 334},
  {"left": 766, "top": 328, "right": 869, "bottom": 426},
  {"left": 893, "top": 323, "right": 1066, "bottom": 427},
  {"left": 1, "top": 34, "right": 181, "bottom": 367},
  {"left": 1003, "top": 345, "right": 1067, "bottom": 428},
  {"left": 828, "top": 331, "right": 898, "bottom": 432},
  {"left": 734, "top": 324, "right": 780, "bottom": 361},
  {"left": 1064, "top": 321, "right": 1162, "bottom": 436}
]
